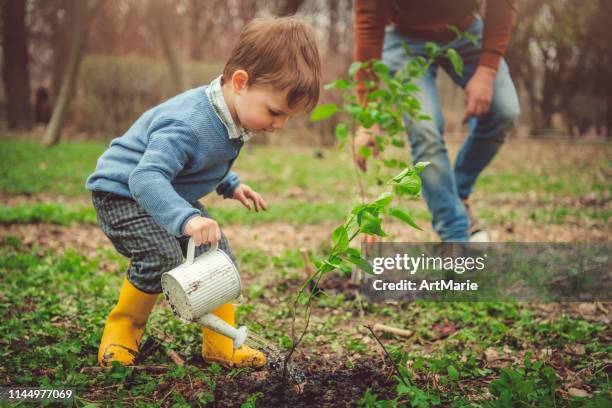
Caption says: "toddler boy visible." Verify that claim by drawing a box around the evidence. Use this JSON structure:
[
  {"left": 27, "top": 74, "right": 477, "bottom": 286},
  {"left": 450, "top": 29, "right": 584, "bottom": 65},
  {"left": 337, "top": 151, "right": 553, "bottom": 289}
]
[{"left": 86, "top": 16, "right": 321, "bottom": 368}]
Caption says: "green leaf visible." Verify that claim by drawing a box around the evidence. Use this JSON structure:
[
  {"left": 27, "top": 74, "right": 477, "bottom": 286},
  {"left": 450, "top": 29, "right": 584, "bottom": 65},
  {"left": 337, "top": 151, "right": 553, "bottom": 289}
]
[
  {"left": 351, "top": 203, "right": 366, "bottom": 215},
  {"left": 392, "top": 167, "right": 414, "bottom": 183},
  {"left": 372, "top": 60, "right": 390, "bottom": 75},
  {"left": 345, "top": 248, "right": 361, "bottom": 258},
  {"left": 366, "top": 89, "right": 387, "bottom": 100},
  {"left": 310, "top": 103, "right": 337, "bottom": 122},
  {"left": 374, "top": 135, "right": 388, "bottom": 153},
  {"left": 446, "top": 48, "right": 463, "bottom": 77},
  {"left": 447, "top": 365, "right": 459, "bottom": 381},
  {"left": 402, "top": 42, "right": 412, "bottom": 57},
  {"left": 389, "top": 207, "right": 422, "bottom": 231},
  {"left": 325, "top": 79, "right": 352, "bottom": 90},
  {"left": 331, "top": 225, "right": 349, "bottom": 251},
  {"left": 446, "top": 25, "right": 462, "bottom": 39},
  {"left": 324, "top": 259, "right": 342, "bottom": 269},
  {"left": 391, "top": 138, "right": 405, "bottom": 147},
  {"left": 358, "top": 145, "right": 372, "bottom": 159},
  {"left": 397, "top": 174, "right": 421, "bottom": 195},
  {"left": 464, "top": 32, "right": 478, "bottom": 46},
  {"left": 424, "top": 42, "right": 439, "bottom": 58},
  {"left": 358, "top": 209, "right": 386, "bottom": 236},
  {"left": 374, "top": 192, "right": 394, "bottom": 208},
  {"left": 346, "top": 254, "right": 373, "bottom": 274},
  {"left": 348, "top": 61, "right": 363, "bottom": 78},
  {"left": 357, "top": 110, "right": 376, "bottom": 128},
  {"left": 414, "top": 161, "right": 430, "bottom": 173},
  {"left": 335, "top": 123, "right": 348, "bottom": 144},
  {"left": 396, "top": 382, "right": 413, "bottom": 396},
  {"left": 383, "top": 158, "right": 399, "bottom": 168}
]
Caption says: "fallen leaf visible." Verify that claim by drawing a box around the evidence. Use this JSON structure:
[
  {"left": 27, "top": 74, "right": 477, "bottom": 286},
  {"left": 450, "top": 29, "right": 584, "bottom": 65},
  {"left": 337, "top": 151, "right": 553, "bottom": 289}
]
[
  {"left": 484, "top": 348, "right": 501, "bottom": 362},
  {"left": 567, "top": 387, "right": 590, "bottom": 398}
]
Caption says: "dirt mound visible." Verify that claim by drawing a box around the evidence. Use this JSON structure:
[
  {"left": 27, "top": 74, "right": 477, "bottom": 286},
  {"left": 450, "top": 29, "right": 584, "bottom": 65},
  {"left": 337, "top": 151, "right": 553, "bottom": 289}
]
[{"left": 214, "top": 353, "right": 395, "bottom": 407}]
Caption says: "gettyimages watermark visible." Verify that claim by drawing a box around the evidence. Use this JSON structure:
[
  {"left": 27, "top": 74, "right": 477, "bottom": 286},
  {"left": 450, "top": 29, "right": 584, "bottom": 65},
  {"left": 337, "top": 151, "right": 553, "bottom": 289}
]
[{"left": 357, "top": 242, "right": 611, "bottom": 302}]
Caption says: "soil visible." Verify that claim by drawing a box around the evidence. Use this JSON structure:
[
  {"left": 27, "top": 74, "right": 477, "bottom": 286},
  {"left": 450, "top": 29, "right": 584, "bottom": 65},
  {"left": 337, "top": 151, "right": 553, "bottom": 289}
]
[
  {"left": 212, "top": 353, "right": 396, "bottom": 407},
  {"left": 1, "top": 218, "right": 609, "bottom": 263}
]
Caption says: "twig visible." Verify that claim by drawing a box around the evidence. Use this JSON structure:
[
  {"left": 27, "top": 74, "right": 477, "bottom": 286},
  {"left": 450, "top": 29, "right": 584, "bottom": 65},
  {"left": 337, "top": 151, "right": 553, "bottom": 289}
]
[
  {"left": 372, "top": 323, "right": 414, "bottom": 338},
  {"left": 365, "top": 325, "right": 409, "bottom": 387},
  {"left": 80, "top": 365, "right": 169, "bottom": 374},
  {"left": 151, "top": 331, "right": 185, "bottom": 366},
  {"left": 165, "top": 348, "right": 185, "bottom": 366},
  {"left": 284, "top": 296, "right": 314, "bottom": 380},
  {"left": 159, "top": 385, "right": 176, "bottom": 405}
]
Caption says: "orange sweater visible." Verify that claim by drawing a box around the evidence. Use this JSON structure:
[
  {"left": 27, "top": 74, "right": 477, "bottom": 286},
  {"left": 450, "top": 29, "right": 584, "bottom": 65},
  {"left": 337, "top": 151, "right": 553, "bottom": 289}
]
[{"left": 354, "top": 0, "right": 517, "bottom": 71}]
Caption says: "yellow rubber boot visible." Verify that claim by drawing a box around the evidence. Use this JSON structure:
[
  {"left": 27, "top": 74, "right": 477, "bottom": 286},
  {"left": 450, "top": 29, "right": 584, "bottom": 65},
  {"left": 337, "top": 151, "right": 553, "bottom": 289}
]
[
  {"left": 98, "top": 278, "right": 158, "bottom": 366},
  {"left": 202, "top": 303, "right": 266, "bottom": 368}
]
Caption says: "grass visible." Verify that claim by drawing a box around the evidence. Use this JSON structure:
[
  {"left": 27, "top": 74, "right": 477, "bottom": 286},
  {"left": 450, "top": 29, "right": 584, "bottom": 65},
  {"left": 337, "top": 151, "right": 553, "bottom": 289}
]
[
  {"left": 1, "top": 237, "right": 610, "bottom": 406},
  {"left": 1, "top": 137, "right": 610, "bottom": 229},
  {"left": 0, "top": 238, "right": 230, "bottom": 406},
  {"left": 0, "top": 139, "right": 105, "bottom": 196},
  {"left": 0, "top": 135, "right": 610, "bottom": 405},
  {"left": 3, "top": 199, "right": 608, "bottom": 229},
  {"left": 0, "top": 202, "right": 98, "bottom": 225}
]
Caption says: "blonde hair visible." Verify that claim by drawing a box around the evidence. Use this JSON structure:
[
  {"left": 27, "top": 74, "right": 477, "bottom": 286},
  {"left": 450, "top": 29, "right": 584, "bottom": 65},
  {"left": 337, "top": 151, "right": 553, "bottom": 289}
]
[{"left": 222, "top": 16, "right": 321, "bottom": 112}]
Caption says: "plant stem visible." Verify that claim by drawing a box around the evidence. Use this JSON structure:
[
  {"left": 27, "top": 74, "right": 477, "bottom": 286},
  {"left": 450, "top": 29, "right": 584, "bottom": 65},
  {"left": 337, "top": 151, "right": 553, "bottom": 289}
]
[{"left": 365, "top": 324, "right": 410, "bottom": 387}]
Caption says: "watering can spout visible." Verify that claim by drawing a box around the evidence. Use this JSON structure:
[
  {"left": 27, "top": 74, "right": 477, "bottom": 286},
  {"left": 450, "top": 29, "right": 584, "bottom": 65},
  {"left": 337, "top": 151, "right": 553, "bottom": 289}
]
[{"left": 199, "top": 313, "right": 248, "bottom": 349}]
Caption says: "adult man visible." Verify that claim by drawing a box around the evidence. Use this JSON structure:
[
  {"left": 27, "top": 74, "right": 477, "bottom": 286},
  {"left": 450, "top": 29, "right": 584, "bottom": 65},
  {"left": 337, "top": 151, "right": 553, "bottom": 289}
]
[{"left": 354, "top": 0, "right": 519, "bottom": 242}]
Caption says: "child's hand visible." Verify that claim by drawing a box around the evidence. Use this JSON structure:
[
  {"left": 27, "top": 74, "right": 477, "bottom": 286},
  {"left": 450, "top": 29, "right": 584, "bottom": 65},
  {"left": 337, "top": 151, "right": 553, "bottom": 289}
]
[
  {"left": 232, "top": 184, "right": 267, "bottom": 212},
  {"left": 184, "top": 216, "right": 221, "bottom": 246}
]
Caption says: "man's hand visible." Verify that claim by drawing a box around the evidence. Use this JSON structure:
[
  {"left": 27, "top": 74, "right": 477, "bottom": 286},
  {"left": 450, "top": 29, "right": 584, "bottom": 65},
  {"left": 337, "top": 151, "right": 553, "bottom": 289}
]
[
  {"left": 232, "top": 184, "right": 267, "bottom": 212},
  {"left": 353, "top": 125, "right": 380, "bottom": 172},
  {"left": 184, "top": 216, "right": 221, "bottom": 246},
  {"left": 463, "top": 66, "right": 496, "bottom": 124}
]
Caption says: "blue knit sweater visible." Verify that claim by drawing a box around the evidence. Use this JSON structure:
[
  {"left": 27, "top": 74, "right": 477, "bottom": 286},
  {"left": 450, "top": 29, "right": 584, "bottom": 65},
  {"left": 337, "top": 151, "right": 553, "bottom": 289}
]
[{"left": 86, "top": 86, "right": 243, "bottom": 237}]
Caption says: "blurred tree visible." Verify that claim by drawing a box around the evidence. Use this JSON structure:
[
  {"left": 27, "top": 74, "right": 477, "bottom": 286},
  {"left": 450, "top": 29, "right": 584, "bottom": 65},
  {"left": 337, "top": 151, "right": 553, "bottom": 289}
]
[
  {"left": 25, "top": 0, "right": 73, "bottom": 103},
  {"left": 2, "top": 0, "right": 33, "bottom": 130},
  {"left": 43, "top": 0, "right": 105, "bottom": 146},
  {"left": 507, "top": 0, "right": 609, "bottom": 137},
  {"left": 189, "top": 0, "right": 223, "bottom": 61},
  {"left": 149, "top": 0, "right": 184, "bottom": 91},
  {"left": 583, "top": 0, "right": 612, "bottom": 138},
  {"left": 49, "top": 0, "right": 74, "bottom": 104},
  {"left": 277, "top": 0, "right": 305, "bottom": 16}
]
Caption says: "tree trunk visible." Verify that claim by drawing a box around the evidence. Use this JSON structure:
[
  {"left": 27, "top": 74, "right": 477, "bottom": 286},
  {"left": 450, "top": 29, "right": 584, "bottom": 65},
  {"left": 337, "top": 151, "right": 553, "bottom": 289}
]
[
  {"left": 50, "top": 1, "right": 75, "bottom": 105},
  {"left": 151, "top": 0, "right": 184, "bottom": 91},
  {"left": 278, "top": 0, "right": 305, "bottom": 16},
  {"left": 327, "top": 0, "right": 339, "bottom": 54},
  {"left": 42, "top": 0, "right": 100, "bottom": 147},
  {"left": 2, "top": 0, "right": 32, "bottom": 130},
  {"left": 189, "top": 0, "right": 203, "bottom": 60},
  {"left": 606, "top": 84, "right": 612, "bottom": 139}
]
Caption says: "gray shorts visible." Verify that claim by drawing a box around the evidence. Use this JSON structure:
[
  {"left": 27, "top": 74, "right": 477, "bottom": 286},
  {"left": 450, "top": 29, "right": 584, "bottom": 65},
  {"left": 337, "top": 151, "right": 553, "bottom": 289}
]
[{"left": 91, "top": 191, "right": 236, "bottom": 294}]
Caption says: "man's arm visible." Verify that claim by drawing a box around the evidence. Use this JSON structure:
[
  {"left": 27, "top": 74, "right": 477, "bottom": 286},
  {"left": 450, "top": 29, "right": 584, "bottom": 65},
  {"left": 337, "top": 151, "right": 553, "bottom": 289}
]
[
  {"left": 463, "top": 0, "right": 517, "bottom": 122},
  {"left": 128, "top": 120, "right": 201, "bottom": 237},
  {"left": 479, "top": 0, "right": 518, "bottom": 71},
  {"left": 354, "top": 0, "right": 388, "bottom": 101}
]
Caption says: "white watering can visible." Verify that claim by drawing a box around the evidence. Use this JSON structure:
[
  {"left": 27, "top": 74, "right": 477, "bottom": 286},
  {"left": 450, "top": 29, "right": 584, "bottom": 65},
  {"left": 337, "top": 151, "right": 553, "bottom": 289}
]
[{"left": 161, "top": 238, "right": 248, "bottom": 349}]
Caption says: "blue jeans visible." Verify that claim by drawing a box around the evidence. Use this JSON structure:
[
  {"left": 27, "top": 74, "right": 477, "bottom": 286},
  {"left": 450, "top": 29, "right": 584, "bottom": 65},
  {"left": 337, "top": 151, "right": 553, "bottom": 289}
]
[{"left": 382, "top": 18, "right": 520, "bottom": 241}]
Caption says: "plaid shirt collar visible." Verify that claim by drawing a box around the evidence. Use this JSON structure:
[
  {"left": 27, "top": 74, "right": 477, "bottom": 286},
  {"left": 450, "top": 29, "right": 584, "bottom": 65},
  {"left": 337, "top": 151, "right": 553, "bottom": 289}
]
[{"left": 206, "top": 75, "right": 253, "bottom": 142}]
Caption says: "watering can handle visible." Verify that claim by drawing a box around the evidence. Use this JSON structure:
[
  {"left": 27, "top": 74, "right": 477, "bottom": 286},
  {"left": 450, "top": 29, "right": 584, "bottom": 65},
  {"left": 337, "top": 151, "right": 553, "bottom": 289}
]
[{"left": 186, "top": 238, "right": 219, "bottom": 266}]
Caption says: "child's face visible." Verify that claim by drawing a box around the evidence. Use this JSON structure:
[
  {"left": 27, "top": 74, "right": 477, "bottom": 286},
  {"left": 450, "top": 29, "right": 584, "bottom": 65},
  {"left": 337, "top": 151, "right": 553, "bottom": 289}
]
[
  {"left": 234, "top": 86, "right": 295, "bottom": 133},
  {"left": 225, "top": 70, "right": 299, "bottom": 133}
]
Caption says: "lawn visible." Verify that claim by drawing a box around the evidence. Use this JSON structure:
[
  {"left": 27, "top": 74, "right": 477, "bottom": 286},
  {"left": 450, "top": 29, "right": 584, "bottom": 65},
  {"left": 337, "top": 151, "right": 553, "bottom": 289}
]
[{"left": 0, "top": 136, "right": 610, "bottom": 406}]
